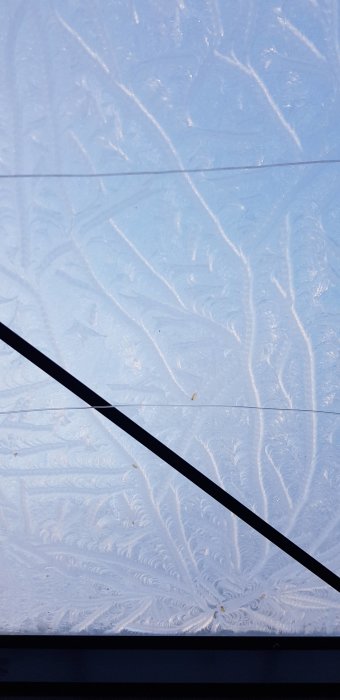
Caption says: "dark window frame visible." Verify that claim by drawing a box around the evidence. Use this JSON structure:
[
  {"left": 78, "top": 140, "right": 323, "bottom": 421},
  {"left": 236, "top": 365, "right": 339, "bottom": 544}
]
[{"left": 0, "top": 634, "right": 340, "bottom": 691}]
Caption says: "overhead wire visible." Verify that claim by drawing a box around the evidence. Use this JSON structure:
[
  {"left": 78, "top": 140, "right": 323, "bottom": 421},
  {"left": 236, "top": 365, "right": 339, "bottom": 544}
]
[
  {"left": 0, "top": 157, "right": 340, "bottom": 179},
  {"left": 0, "top": 158, "right": 338, "bottom": 419},
  {"left": 0, "top": 404, "right": 338, "bottom": 417},
  {"left": 1, "top": 156, "right": 338, "bottom": 422}
]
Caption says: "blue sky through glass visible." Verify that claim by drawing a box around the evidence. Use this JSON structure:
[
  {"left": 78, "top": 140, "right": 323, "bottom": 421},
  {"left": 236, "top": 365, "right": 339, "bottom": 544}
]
[{"left": 0, "top": 0, "right": 339, "bottom": 634}]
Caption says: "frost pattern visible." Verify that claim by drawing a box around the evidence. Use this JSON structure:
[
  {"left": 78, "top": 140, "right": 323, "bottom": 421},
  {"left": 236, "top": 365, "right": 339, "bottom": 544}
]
[{"left": 0, "top": 0, "right": 339, "bottom": 634}]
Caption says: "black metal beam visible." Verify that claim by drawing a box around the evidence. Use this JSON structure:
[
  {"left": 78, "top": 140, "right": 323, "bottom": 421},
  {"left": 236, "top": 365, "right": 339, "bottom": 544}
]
[{"left": 0, "top": 321, "right": 339, "bottom": 593}]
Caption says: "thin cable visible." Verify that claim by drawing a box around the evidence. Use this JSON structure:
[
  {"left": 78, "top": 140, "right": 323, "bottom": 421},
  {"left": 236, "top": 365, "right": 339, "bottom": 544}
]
[
  {"left": 0, "top": 404, "right": 338, "bottom": 416},
  {"left": 0, "top": 157, "right": 340, "bottom": 179}
]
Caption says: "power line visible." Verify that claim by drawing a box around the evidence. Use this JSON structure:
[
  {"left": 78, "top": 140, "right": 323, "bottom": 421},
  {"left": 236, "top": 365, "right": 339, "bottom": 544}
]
[
  {"left": 0, "top": 403, "right": 338, "bottom": 417},
  {"left": 0, "top": 158, "right": 340, "bottom": 179}
]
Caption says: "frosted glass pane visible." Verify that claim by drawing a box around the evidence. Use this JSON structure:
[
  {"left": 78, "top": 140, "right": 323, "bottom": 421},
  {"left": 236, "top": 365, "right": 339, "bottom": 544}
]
[{"left": 0, "top": 0, "right": 339, "bottom": 635}]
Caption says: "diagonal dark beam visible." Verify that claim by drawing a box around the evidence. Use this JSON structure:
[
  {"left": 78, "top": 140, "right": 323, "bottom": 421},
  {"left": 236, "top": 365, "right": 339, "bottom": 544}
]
[{"left": 0, "top": 321, "right": 339, "bottom": 593}]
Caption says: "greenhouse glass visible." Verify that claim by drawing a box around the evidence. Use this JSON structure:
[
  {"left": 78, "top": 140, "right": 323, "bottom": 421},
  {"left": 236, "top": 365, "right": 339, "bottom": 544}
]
[{"left": 0, "top": 0, "right": 339, "bottom": 636}]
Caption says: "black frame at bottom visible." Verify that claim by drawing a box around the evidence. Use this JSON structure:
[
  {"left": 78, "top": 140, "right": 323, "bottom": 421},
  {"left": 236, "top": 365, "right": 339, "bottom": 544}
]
[{"left": 0, "top": 635, "right": 339, "bottom": 687}]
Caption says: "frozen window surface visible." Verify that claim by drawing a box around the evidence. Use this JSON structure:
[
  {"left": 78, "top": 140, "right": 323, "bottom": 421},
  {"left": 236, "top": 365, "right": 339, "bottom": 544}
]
[{"left": 0, "top": 0, "right": 339, "bottom": 634}]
